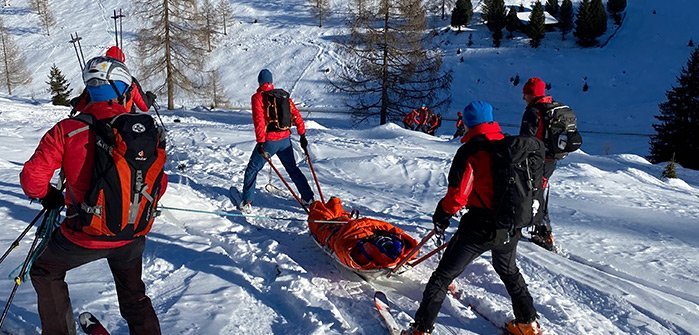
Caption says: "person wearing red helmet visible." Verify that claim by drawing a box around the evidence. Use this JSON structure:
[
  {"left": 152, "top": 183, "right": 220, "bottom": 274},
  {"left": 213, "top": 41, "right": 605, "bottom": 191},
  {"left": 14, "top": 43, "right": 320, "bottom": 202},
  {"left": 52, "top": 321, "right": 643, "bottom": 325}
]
[{"left": 71, "top": 46, "right": 156, "bottom": 114}]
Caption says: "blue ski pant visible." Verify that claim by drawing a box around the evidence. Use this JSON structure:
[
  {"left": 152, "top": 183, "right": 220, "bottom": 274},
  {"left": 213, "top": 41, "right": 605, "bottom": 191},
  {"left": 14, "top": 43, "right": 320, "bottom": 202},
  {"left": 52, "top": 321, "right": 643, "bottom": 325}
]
[{"left": 241, "top": 138, "right": 314, "bottom": 203}]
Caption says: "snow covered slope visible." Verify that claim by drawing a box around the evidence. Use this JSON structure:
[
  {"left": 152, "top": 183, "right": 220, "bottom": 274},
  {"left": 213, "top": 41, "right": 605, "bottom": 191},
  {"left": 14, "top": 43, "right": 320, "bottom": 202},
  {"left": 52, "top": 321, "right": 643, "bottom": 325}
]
[
  {"left": 0, "top": 97, "right": 697, "bottom": 334},
  {"left": 2, "top": 0, "right": 698, "bottom": 155}
]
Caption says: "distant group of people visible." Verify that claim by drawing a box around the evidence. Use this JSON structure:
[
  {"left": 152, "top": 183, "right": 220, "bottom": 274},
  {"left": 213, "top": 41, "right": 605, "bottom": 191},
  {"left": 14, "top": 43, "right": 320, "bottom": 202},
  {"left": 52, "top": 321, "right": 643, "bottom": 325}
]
[{"left": 403, "top": 104, "right": 442, "bottom": 135}]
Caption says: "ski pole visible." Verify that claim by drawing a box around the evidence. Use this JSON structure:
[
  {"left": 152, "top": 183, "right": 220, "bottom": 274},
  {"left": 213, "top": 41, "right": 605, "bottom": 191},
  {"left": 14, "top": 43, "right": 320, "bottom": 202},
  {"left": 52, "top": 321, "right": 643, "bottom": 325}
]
[
  {"left": 152, "top": 102, "right": 168, "bottom": 131},
  {"left": 263, "top": 154, "right": 310, "bottom": 214},
  {"left": 0, "top": 208, "right": 46, "bottom": 266},
  {"left": 0, "top": 212, "right": 49, "bottom": 328},
  {"left": 303, "top": 147, "right": 325, "bottom": 203},
  {"left": 408, "top": 241, "right": 449, "bottom": 268},
  {"left": 387, "top": 229, "right": 436, "bottom": 278}
]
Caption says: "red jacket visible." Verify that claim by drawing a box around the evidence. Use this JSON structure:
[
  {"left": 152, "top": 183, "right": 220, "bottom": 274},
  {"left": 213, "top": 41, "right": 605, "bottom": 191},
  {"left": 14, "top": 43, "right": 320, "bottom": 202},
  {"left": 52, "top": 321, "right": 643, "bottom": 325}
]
[
  {"left": 439, "top": 122, "right": 505, "bottom": 214},
  {"left": 251, "top": 83, "right": 305, "bottom": 143},
  {"left": 403, "top": 109, "right": 420, "bottom": 127},
  {"left": 20, "top": 102, "right": 168, "bottom": 249}
]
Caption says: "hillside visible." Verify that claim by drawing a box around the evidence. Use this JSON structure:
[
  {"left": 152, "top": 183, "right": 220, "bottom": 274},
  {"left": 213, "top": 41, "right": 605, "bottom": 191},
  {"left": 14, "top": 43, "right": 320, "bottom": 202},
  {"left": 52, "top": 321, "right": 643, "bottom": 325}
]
[{"left": 1, "top": 0, "right": 698, "bottom": 155}]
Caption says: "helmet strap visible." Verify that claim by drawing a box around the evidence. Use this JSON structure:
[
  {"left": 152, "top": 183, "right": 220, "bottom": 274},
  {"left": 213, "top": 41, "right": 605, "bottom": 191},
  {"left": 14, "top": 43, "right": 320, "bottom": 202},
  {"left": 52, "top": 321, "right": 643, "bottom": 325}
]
[{"left": 108, "top": 80, "right": 125, "bottom": 105}]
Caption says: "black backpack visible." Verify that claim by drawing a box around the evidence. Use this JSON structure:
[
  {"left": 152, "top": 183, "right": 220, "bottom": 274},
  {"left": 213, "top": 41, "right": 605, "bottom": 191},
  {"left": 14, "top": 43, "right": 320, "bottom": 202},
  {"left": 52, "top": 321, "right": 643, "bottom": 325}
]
[
  {"left": 466, "top": 136, "right": 546, "bottom": 232},
  {"left": 262, "top": 89, "right": 292, "bottom": 132},
  {"left": 68, "top": 112, "right": 167, "bottom": 241},
  {"left": 541, "top": 103, "right": 583, "bottom": 159}
]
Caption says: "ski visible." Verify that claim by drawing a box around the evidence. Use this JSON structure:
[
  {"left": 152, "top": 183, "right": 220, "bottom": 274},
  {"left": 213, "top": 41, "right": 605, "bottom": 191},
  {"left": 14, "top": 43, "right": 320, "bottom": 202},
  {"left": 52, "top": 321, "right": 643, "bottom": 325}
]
[
  {"left": 79, "top": 312, "right": 109, "bottom": 335},
  {"left": 374, "top": 291, "right": 402, "bottom": 335}
]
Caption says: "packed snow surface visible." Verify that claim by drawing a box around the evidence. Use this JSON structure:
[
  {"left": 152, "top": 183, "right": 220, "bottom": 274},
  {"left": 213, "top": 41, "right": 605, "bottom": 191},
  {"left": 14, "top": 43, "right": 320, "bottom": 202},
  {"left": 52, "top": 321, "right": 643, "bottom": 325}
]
[{"left": 0, "top": 97, "right": 697, "bottom": 334}]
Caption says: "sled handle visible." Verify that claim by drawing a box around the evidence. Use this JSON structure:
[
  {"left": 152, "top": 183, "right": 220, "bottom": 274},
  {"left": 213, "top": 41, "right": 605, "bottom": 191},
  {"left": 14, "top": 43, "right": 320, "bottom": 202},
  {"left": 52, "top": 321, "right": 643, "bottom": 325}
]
[
  {"left": 304, "top": 147, "right": 326, "bottom": 204},
  {"left": 387, "top": 229, "right": 436, "bottom": 278},
  {"left": 407, "top": 241, "right": 449, "bottom": 268},
  {"left": 263, "top": 154, "right": 310, "bottom": 213}
]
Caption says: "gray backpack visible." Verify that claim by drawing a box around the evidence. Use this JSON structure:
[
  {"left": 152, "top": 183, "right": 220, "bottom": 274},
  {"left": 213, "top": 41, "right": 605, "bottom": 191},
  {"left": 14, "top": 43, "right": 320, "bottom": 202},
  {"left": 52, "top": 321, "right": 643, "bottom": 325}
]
[{"left": 543, "top": 103, "right": 582, "bottom": 159}]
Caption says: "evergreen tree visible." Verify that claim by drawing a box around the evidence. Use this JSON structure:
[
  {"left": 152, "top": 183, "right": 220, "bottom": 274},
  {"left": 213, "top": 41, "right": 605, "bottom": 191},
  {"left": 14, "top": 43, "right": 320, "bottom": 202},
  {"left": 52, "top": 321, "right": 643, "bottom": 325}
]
[
  {"left": 506, "top": 6, "right": 519, "bottom": 38},
  {"left": 559, "top": 0, "right": 573, "bottom": 40},
  {"left": 662, "top": 153, "right": 677, "bottom": 179},
  {"left": 689, "top": 39, "right": 695, "bottom": 47},
  {"left": 483, "top": 0, "right": 507, "bottom": 47},
  {"left": 545, "top": 0, "right": 559, "bottom": 17},
  {"left": 574, "top": 0, "right": 596, "bottom": 46},
  {"left": 607, "top": 0, "right": 626, "bottom": 25},
  {"left": 450, "top": 0, "right": 473, "bottom": 32},
  {"left": 46, "top": 64, "right": 72, "bottom": 106},
  {"left": 650, "top": 47, "right": 699, "bottom": 170},
  {"left": 334, "top": 0, "right": 452, "bottom": 125},
  {"left": 590, "top": 0, "right": 607, "bottom": 39},
  {"left": 528, "top": 1, "right": 546, "bottom": 48},
  {"left": 0, "top": 18, "right": 31, "bottom": 95}
]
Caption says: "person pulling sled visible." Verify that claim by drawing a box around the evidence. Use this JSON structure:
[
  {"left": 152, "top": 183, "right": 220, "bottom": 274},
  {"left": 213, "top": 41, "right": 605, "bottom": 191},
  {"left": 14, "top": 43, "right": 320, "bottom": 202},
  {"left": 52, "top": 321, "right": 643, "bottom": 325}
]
[{"left": 403, "top": 101, "right": 546, "bottom": 335}]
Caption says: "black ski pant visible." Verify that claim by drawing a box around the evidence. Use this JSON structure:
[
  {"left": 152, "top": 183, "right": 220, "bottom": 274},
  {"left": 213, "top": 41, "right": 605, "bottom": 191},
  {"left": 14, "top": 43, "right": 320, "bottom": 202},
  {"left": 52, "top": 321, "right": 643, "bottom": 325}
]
[
  {"left": 30, "top": 230, "right": 161, "bottom": 335},
  {"left": 534, "top": 160, "right": 557, "bottom": 235},
  {"left": 414, "top": 217, "right": 537, "bottom": 331}
]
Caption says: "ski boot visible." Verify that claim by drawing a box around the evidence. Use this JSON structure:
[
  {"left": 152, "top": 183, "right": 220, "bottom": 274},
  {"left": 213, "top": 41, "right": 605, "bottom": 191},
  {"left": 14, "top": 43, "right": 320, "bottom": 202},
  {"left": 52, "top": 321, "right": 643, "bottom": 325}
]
[
  {"left": 238, "top": 200, "right": 252, "bottom": 214},
  {"left": 505, "top": 319, "right": 542, "bottom": 335},
  {"left": 401, "top": 322, "right": 431, "bottom": 335}
]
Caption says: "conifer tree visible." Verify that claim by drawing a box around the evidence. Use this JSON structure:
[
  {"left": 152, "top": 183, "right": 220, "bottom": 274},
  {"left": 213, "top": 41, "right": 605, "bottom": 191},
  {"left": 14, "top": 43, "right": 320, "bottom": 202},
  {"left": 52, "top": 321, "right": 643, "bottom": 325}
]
[
  {"left": 483, "top": 0, "right": 507, "bottom": 47},
  {"left": 650, "top": 47, "right": 699, "bottom": 170},
  {"left": 662, "top": 153, "right": 677, "bottom": 179},
  {"left": 217, "top": 0, "right": 234, "bottom": 35},
  {"left": 202, "top": 0, "right": 219, "bottom": 52},
  {"left": 309, "top": 0, "right": 330, "bottom": 28},
  {"left": 574, "top": 0, "right": 596, "bottom": 46},
  {"left": 506, "top": 6, "right": 519, "bottom": 38},
  {"left": 0, "top": 18, "right": 31, "bottom": 95},
  {"left": 545, "top": 0, "right": 559, "bottom": 17},
  {"left": 136, "top": 0, "right": 208, "bottom": 109},
  {"left": 559, "top": 0, "right": 573, "bottom": 40},
  {"left": 607, "top": 0, "right": 626, "bottom": 25},
  {"left": 46, "top": 64, "right": 72, "bottom": 106},
  {"left": 450, "top": 0, "right": 473, "bottom": 32},
  {"left": 467, "top": 33, "right": 474, "bottom": 46},
  {"left": 528, "top": 2, "right": 545, "bottom": 47},
  {"left": 334, "top": 0, "right": 452, "bottom": 124},
  {"left": 590, "top": 0, "right": 607, "bottom": 39}
]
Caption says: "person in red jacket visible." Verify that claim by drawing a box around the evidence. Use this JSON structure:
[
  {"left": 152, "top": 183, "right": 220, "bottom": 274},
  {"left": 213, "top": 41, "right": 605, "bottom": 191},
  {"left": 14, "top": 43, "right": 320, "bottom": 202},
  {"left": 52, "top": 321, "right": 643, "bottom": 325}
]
[
  {"left": 519, "top": 77, "right": 559, "bottom": 251},
  {"left": 239, "top": 69, "right": 314, "bottom": 213},
  {"left": 403, "top": 109, "right": 420, "bottom": 130},
  {"left": 20, "top": 56, "right": 163, "bottom": 335},
  {"left": 70, "top": 46, "right": 156, "bottom": 114},
  {"left": 403, "top": 101, "right": 541, "bottom": 335},
  {"left": 452, "top": 111, "right": 466, "bottom": 139}
]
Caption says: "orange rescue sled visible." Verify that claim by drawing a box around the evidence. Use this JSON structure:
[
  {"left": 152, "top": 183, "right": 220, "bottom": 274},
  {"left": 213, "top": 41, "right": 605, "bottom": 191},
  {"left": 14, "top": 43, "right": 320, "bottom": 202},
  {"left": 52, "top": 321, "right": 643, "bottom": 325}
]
[{"left": 308, "top": 197, "right": 418, "bottom": 274}]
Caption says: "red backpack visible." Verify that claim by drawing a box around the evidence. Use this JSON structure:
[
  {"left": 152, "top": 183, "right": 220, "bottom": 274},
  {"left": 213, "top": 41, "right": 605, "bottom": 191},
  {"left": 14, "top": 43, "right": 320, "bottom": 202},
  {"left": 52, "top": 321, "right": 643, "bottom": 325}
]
[{"left": 68, "top": 113, "right": 166, "bottom": 240}]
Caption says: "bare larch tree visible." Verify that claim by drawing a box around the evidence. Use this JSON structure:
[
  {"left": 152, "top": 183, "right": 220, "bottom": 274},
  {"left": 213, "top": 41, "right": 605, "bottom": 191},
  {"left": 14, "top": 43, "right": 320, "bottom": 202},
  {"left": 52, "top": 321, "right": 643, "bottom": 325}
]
[
  {"left": 309, "top": 0, "right": 330, "bottom": 27},
  {"left": 217, "top": 0, "right": 234, "bottom": 35},
  {"left": 0, "top": 18, "right": 31, "bottom": 95},
  {"left": 333, "top": 0, "right": 452, "bottom": 124},
  {"left": 135, "top": 0, "right": 208, "bottom": 109}
]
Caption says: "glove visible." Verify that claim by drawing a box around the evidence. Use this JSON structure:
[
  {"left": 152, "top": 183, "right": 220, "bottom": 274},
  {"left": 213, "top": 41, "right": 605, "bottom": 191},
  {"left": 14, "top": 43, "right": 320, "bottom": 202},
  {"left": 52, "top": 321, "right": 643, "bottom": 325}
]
[
  {"left": 145, "top": 91, "right": 157, "bottom": 108},
  {"left": 492, "top": 228, "right": 512, "bottom": 246},
  {"left": 432, "top": 201, "right": 452, "bottom": 234},
  {"left": 40, "top": 186, "right": 64, "bottom": 210},
  {"left": 256, "top": 142, "right": 266, "bottom": 155},
  {"left": 300, "top": 134, "right": 308, "bottom": 150}
]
